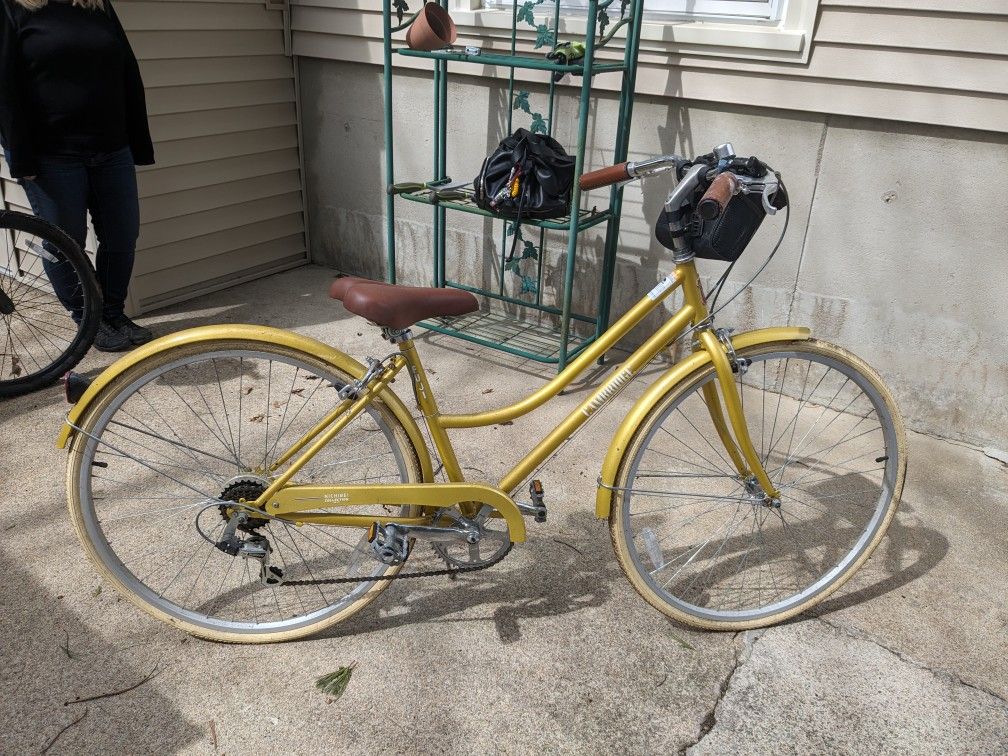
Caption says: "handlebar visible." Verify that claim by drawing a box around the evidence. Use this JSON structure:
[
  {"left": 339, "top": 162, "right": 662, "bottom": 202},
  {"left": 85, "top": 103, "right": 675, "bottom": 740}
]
[
  {"left": 578, "top": 154, "right": 682, "bottom": 191},
  {"left": 577, "top": 148, "right": 785, "bottom": 218},
  {"left": 697, "top": 172, "right": 739, "bottom": 220},
  {"left": 578, "top": 162, "right": 631, "bottom": 191}
]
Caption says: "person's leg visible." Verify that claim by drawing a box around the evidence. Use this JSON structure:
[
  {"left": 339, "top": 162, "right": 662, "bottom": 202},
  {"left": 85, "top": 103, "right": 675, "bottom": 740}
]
[
  {"left": 85, "top": 147, "right": 140, "bottom": 321},
  {"left": 13, "top": 154, "right": 90, "bottom": 320},
  {"left": 86, "top": 148, "right": 150, "bottom": 346}
]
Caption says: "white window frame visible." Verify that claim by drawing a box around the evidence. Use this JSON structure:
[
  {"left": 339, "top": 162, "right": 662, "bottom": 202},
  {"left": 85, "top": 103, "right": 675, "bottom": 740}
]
[
  {"left": 448, "top": 0, "right": 819, "bottom": 63},
  {"left": 653, "top": 0, "right": 783, "bottom": 21},
  {"left": 538, "top": 0, "right": 785, "bottom": 24}
]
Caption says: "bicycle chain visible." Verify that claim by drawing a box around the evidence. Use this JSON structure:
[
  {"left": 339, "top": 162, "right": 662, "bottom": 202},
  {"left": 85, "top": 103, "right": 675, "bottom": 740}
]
[{"left": 281, "top": 543, "right": 510, "bottom": 587}]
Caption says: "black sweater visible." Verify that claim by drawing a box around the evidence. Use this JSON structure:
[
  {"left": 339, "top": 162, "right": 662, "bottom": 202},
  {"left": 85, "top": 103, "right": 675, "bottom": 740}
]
[{"left": 0, "top": 0, "right": 153, "bottom": 178}]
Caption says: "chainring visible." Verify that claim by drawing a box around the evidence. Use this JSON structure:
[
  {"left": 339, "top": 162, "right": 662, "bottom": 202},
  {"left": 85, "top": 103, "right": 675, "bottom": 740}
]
[{"left": 430, "top": 506, "right": 513, "bottom": 569}]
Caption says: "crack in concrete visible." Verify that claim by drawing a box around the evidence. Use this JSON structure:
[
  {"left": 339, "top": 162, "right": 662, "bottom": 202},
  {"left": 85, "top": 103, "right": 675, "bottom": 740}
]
[
  {"left": 816, "top": 617, "right": 1008, "bottom": 707},
  {"left": 679, "top": 618, "right": 1006, "bottom": 755},
  {"left": 679, "top": 630, "right": 764, "bottom": 755}
]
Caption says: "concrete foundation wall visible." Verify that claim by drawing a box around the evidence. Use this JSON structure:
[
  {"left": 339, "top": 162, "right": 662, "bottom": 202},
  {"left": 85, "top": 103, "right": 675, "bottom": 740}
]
[{"left": 299, "top": 59, "right": 1008, "bottom": 447}]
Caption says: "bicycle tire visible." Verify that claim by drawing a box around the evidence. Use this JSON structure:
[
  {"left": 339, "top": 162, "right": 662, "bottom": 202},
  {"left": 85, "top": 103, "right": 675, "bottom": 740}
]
[
  {"left": 67, "top": 338, "right": 426, "bottom": 643},
  {"left": 609, "top": 339, "right": 906, "bottom": 630},
  {"left": 0, "top": 210, "right": 101, "bottom": 398}
]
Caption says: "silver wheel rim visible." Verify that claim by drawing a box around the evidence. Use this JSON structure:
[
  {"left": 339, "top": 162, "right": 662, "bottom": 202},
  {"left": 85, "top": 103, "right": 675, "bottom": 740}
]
[
  {"left": 620, "top": 346, "right": 899, "bottom": 624},
  {"left": 76, "top": 347, "right": 412, "bottom": 636}
]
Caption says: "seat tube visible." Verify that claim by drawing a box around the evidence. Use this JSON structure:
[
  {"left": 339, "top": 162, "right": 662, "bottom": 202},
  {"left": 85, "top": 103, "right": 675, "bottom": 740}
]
[{"left": 398, "top": 339, "right": 465, "bottom": 482}]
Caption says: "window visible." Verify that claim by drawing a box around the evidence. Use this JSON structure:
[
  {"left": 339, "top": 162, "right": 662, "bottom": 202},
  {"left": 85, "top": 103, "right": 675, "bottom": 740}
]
[
  {"left": 486, "top": 0, "right": 786, "bottom": 24},
  {"left": 647, "top": 0, "right": 784, "bottom": 22},
  {"left": 453, "top": 0, "right": 815, "bottom": 62}
]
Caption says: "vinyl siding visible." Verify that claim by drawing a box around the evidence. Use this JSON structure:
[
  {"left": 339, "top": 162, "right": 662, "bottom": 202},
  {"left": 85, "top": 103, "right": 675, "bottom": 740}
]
[
  {"left": 289, "top": 0, "right": 1008, "bottom": 133},
  {"left": 1, "top": 0, "right": 307, "bottom": 313}
]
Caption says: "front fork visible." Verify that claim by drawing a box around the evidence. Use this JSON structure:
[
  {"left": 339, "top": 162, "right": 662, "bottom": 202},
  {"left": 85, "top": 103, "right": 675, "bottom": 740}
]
[{"left": 697, "top": 328, "right": 781, "bottom": 502}]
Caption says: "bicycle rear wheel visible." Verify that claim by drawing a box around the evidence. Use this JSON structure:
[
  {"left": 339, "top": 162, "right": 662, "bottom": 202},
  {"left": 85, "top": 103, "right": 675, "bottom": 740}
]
[
  {"left": 0, "top": 210, "right": 101, "bottom": 397},
  {"left": 609, "top": 339, "right": 906, "bottom": 630},
  {"left": 67, "top": 338, "right": 425, "bottom": 642}
]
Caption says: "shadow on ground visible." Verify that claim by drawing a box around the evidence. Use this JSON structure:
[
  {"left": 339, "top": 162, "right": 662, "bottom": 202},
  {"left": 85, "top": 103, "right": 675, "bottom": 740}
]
[
  {"left": 0, "top": 547, "right": 202, "bottom": 753},
  {"left": 328, "top": 511, "right": 617, "bottom": 645},
  {"left": 810, "top": 507, "right": 949, "bottom": 619}
]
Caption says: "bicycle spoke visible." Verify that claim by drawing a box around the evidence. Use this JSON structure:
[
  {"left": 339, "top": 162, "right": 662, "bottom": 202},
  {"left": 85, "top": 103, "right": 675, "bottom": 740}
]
[
  {"left": 213, "top": 359, "right": 240, "bottom": 472},
  {"left": 109, "top": 418, "right": 238, "bottom": 469},
  {"left": 72, "top": 344, "right": 417, "bottom": 637},
  {"left": 617, "top": 345, "right": 899, "bottom": 624}
]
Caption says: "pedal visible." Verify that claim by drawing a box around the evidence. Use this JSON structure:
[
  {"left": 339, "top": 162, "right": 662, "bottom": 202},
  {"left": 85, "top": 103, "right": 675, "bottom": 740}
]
[
  {"left": 529, "top": 480, "right": 547, "bottom": 523},
  {"left": 367, "top": 522, "right": 410, "bottom": 565}
]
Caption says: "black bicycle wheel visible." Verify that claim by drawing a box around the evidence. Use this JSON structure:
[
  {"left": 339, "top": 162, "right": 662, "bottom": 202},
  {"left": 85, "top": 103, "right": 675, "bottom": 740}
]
[{"left": 0, "top": 210, "right": 101, "bottom": 398}]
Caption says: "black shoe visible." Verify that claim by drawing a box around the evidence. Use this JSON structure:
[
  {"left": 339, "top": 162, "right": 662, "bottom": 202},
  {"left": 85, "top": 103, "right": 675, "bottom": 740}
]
[
  {"left": 108, "top": 314, "right": 153, "bottom": 345},
  {"left": 93, "top": 320, "right": 132, "bottom": 352}
]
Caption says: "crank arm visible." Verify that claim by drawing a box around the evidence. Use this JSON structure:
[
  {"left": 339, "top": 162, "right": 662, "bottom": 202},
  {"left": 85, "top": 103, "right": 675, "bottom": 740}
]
[{"left": 373, "top": 521, "right": 480, "bottom": 545}]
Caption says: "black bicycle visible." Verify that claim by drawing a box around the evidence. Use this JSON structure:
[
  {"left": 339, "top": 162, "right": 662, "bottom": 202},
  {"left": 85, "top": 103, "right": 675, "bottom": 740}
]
[{"left": 0, "top": 209, "right": 101, "bottom": 398}]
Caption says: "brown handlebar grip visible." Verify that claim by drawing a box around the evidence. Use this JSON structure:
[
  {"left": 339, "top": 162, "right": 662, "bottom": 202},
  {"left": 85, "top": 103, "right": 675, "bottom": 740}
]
[
  {"left": 697, "top": 172, "right": 739, "bottom": 221},
  {"left": 579, "top": 162, "right": 631, "bottom": 191}
]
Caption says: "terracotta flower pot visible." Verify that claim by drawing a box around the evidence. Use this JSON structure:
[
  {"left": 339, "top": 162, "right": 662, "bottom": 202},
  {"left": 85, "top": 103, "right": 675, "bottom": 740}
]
[{"left": 406, "top": 3, "right": 457, "bottom": 51}]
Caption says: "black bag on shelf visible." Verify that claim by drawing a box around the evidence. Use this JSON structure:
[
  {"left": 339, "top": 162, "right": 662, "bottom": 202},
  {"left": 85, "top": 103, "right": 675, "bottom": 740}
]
[{"left": 473, "top": 128, "right": 575, "bottom": 223}]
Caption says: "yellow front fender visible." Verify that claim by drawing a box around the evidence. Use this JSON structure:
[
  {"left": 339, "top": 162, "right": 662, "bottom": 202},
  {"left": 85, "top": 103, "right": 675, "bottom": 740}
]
[
  {"left": 55, "top": 324, "right": 434, "bottom": 482},
  {"left": 594, "top": 327, "right": 811, "bottom": 518}
]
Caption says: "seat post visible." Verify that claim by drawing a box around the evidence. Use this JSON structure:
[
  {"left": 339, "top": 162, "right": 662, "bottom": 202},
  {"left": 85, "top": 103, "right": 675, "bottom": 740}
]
[{"left": 385, "top": 328, "right": 465, "bottom": 482}]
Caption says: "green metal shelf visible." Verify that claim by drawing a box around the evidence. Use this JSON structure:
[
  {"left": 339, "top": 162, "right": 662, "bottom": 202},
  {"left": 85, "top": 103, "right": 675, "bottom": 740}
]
[
  {"left": 444, "top": 280, "right": 596, "bottom": 325},
  {"left": 420, "top": 309, "right": 596, "bottom": 364},
  {"left": 397, "top": 47, "right": 626, "bottom": 75},
  {"left": 398, "top": 186, "right": 612, "bottom": 232},
  {"left": 383, "top": 0, "right": 644, "bottom": 371}
]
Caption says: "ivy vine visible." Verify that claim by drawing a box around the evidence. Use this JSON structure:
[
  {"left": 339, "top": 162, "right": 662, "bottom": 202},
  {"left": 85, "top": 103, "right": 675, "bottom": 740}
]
[
  {"left": 517, "top": 0, "right": 556, "bottom": 50},
  {"left": 505, "top": 224, "right": 540, "bottom": 296},
  {"left": 513, "top": 90, "right": 548, "bottom": 135},
  {"left": 596, "top": 0, "right": 631, "bottom": 42},
  {"left": 393, "top": 0, "right": 408, "bottom": 24},
  {"left": 597, "top": 8, "right": 610, "bottom": 38}
]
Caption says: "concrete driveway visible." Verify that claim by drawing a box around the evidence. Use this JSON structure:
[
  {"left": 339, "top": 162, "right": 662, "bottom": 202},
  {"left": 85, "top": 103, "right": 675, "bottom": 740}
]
[{"left": 1, "top": 265, "right": 1005, "bottom": 754}]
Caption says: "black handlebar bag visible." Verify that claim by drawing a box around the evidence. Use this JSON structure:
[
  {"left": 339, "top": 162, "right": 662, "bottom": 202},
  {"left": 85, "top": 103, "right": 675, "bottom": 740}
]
[
  {"left": 474, "top": 129, "right": 575, "bottom": 257},
  {"left": 654, "top": 194, "right": 766, "bottom": 264},
  {"left": 687, "top": 191, "right": 768, "bottom": 262}
]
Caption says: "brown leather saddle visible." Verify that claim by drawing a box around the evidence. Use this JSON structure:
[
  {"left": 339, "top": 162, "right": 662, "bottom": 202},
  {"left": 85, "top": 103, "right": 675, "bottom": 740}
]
[{"left": 330, "top": 276, "right": 478, "bottom": 330}]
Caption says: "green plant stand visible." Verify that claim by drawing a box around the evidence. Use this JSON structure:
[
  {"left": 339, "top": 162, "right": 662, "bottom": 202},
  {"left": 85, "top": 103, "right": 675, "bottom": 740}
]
[{"left": 382, "top": 0, "right": 644, "bottom": 369}]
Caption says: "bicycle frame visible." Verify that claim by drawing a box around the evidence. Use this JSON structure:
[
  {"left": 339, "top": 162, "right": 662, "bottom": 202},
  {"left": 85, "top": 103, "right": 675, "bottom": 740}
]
[{"left": 257, "top": 259, "right": 784, "bottom": 539}]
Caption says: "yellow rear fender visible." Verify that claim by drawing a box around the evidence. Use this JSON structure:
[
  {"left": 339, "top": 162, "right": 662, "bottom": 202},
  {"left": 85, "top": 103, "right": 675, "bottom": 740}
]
[
  {"left": 56, "top": 324, "right": 434, "bottom": 482},
  {"left": 594, "top": 327, "right": 811, "bottom": 518}
]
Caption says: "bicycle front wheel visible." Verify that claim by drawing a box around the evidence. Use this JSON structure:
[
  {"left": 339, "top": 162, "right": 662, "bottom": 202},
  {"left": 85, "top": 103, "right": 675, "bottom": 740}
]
[
  {"left": 610, "top": 339, "right": 906, "bottom": 630},
  {"left": 0, "top": 211, "right": 101, "bottom": 397},
  {"left": 67, "top": 338, "right": 425, "bottom": 643}
]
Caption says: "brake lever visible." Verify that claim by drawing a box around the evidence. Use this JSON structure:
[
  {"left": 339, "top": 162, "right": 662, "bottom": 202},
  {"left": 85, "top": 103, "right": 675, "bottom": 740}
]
[
  {"left": 733, "top": 173, "right": 782, "bottom": 216},
  {"left": 755, "top": 183, "right": 777, "bottom": 216}
]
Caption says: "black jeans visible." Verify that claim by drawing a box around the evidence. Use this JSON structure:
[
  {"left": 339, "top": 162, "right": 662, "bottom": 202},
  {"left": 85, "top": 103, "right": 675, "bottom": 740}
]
[{"left": 15, "top": 147, "right": 140, "bottom": 320}]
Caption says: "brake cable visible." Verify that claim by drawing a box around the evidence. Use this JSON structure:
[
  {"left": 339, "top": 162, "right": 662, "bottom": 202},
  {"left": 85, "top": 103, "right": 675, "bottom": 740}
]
[{"left": 707, "top": 179, "right": 790, "bottom": 316}]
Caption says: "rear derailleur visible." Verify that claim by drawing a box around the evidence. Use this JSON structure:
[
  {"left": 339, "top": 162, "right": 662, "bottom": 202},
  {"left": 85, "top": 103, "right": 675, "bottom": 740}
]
[{"left": 214, "top": 511, "right": 285, "bottom": 586}]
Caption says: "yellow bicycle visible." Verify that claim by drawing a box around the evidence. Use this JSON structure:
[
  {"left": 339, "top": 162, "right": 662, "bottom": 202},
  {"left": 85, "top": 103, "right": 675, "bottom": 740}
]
[{"left": 59, "top": 144, "right": 906, "bottom": 643}]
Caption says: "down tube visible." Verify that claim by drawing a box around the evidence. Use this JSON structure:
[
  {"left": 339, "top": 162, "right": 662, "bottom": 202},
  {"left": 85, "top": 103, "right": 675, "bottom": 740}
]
[{"left": 498, "top": 303, "right": 696, "bottom": 495}]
